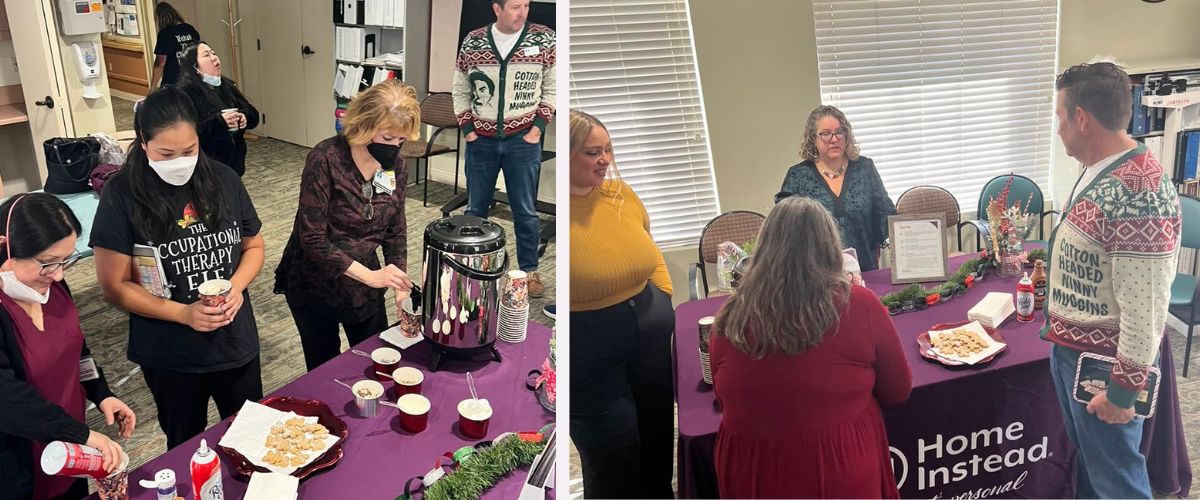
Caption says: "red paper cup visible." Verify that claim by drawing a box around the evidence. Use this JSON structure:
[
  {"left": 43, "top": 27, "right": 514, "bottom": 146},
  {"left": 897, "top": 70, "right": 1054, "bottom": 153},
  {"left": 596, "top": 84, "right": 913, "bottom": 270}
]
[
  {"left": 391, "top": 366, "right": 424, "bottom": 396},
  {"left": 197, "top": 279, "right": 232, "bottom": 307},
  {"left": 397, "top": 394, "right": 430, "bottom": 433},
  {"left": 371, "top": 347, "right": 401, "bottom": 382},
  {"left": 457, "top": 399, "right": 493, "bottom": 440},
  {"left": 41, "top": 441, "right": 108, "bottom": 479}
]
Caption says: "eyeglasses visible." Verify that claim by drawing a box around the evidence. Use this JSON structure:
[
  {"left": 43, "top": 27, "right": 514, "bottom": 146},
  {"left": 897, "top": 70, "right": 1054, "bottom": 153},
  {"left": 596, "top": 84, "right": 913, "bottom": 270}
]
[
  {"left": 816, "top": 129, "right": 848, "bottom": 142},
  {"left": 362, "top": 182, "right": 375, "bottom": 221},
  {"left": 31, "top": 252, "right": 82, "bottom": 276}
]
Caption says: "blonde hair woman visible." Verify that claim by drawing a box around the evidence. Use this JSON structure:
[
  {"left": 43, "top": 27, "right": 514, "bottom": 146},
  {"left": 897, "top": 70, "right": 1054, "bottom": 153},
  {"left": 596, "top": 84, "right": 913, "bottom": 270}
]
[
  {"left": 776, "top": 105, "right": 896, "bottom": 271},
  {"left": 274, "top": 80, "right": 420, "bottom": 371},
  {"left": 569, "top": 110, "right": 675, "bottom": 498},
  {"left": 711, "top": 197, "right": 911, "bottom": 498}
]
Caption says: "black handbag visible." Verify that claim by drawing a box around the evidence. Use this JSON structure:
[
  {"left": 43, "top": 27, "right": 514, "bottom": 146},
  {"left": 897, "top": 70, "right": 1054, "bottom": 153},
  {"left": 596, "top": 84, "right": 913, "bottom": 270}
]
[{"left": 43, "top": 137, "right": 100, "bottom": 194}]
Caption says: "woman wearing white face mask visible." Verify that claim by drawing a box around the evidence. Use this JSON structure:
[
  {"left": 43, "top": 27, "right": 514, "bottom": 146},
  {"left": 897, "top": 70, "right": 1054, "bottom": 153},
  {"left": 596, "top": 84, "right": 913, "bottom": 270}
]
[
  {"left": 91, "top": 86, "right": 266, "bottom": 450},
  {"left": 0, "top": 193, "right": 137, "bottom": 500},
  {"left": 176, "top": 42, "right": 259, "bottom": 177}
]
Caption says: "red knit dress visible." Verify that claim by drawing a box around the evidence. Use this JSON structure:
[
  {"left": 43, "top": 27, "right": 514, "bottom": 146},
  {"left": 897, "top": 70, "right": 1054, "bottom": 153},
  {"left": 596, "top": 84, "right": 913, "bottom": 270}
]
[{"left": 711, "top": 286, "right": 913, "bottom": 498}]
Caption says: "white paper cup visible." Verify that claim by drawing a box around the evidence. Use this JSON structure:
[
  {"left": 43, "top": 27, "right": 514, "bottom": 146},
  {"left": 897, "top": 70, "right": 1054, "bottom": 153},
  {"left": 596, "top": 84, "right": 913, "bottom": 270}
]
[{"left": 222, "top": 108, "right": 239, "bottom": 131}]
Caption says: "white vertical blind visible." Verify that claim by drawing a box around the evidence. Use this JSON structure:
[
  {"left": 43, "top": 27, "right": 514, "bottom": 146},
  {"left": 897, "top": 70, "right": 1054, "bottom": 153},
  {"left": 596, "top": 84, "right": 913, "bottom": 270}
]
[
  {"left": 569, "top": 0, "right": 720, "bottom": 247},
  {"left": 813, "top": 0, "right": 1059, "bottom": 211}
]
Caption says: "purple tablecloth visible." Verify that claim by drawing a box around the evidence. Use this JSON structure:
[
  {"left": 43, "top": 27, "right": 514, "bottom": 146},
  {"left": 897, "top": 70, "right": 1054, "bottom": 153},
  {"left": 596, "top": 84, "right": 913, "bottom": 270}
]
[
  {"left": 105, "top": 323, "right": 554, "bottom": 500},
  {"left": 675, "top": 254, "right": 1191, "bottom": 498}
]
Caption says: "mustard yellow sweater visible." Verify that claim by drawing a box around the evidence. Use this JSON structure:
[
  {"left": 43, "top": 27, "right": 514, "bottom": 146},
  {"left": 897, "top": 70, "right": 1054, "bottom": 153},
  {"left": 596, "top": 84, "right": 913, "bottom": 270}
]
[{"left": 570, "top": 181, "right": 673, "bottom": 311}]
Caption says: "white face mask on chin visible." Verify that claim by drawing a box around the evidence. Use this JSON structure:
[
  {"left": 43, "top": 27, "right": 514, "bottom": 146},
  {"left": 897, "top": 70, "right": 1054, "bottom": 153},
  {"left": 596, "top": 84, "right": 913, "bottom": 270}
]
[
  {"left": 0, "top": 271, "right": 49, "bottom": 304},
  {"left": 148, "top": 154, "right": 199, "bottom": 186}
]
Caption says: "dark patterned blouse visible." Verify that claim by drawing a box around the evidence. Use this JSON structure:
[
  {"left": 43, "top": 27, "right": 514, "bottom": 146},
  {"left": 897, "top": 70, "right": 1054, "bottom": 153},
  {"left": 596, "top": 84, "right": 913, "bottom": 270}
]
[
  {"left": 774, "top": 156, "right": 896, "bottom": 271},
  {"left": 274, "top": 135, "right": 407, "bottom": 322}
]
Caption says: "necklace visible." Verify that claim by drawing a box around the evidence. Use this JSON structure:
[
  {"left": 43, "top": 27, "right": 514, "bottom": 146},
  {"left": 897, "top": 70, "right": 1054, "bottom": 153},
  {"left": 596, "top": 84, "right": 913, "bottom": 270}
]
[{"left": 818, "top": 160, "right": 847, "bottom": 180}]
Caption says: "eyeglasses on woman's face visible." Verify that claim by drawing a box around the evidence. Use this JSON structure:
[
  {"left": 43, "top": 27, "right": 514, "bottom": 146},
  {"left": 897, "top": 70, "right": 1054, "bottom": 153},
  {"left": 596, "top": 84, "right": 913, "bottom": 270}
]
[
  {"left": 816, "top": 128, "right": 848, "bottom": 142},
  {"left": 29, "top": 252, "right": 82, "bottom": 276}
]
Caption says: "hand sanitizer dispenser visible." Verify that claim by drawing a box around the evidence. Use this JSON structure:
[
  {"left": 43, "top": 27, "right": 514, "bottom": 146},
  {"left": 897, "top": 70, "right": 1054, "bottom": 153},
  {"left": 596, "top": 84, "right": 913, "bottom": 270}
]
[
  {"left": 71, "top": 42, "right": 103, "bottom": 99},
  {"left": 59, "top": 0, "right": 107, "bottom": 36}
]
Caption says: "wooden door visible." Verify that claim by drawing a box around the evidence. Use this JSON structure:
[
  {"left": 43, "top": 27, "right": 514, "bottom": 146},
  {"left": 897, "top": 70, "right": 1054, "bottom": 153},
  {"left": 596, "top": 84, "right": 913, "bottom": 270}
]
[
  {"left": 301, "top": 0, "right": 333, "bottom": 147},
  {"left": 256, "top": 0, "right": 306, "bottom": 146},
  {"left": 5, "top": 0, "right": 69, "bottom": 184}
]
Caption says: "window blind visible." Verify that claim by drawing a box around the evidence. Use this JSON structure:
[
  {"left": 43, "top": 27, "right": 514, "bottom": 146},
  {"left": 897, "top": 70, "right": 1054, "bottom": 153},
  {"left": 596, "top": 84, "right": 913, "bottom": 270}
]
[
  {"left": 569, "top": 0, "right": 720, "bottom": 247},
  {"left": 813, "top": 0, "right": 1059, "bottom": 212}
]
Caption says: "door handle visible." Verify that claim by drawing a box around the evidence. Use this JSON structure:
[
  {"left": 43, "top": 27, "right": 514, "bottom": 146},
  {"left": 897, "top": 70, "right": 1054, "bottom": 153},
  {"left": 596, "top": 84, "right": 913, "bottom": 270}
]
[
  {"left": 301, "top": 45, "right": 315, "bottom": 56},
  {"left": 34, "top": 96, "right": 55, "bottom": 109}
]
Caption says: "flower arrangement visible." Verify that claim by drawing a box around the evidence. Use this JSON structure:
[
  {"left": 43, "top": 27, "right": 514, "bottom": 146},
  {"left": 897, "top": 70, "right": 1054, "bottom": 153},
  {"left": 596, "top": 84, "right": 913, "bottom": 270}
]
[{"left": 986, "top": 175, "right": 1038, "bottom": 277}]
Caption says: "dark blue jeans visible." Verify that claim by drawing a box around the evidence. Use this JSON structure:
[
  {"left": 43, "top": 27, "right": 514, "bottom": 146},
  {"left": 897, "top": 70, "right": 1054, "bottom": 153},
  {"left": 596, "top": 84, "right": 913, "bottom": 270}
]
[
  {"left": 465, "top": 132, "right": 542, "bottom": 272},
  {"left": 1049, "top": 344, "right": 1152, "bottom": 498}
]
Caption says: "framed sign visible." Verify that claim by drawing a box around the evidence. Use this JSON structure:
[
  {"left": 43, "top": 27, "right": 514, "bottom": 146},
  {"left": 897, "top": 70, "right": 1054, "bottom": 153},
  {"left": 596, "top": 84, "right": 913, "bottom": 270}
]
[{"left": 888, "top": 213, "right": 949, "bottom": 285}]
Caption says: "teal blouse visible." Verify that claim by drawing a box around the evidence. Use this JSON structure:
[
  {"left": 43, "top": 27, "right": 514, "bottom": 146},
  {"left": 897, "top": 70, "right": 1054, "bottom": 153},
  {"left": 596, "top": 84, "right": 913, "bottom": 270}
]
[{"left": 774, "top": 156, "right": 896, "bottom": 271}]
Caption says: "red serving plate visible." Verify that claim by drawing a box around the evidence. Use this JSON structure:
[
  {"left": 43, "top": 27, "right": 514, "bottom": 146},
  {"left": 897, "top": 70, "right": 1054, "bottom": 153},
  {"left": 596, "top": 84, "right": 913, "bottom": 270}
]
[
  {"left": 216, "top": 396, "right": 349, "bottom": 479},
  {"left": 916, "top": 321, "right": 1007, "bottom": 367}
]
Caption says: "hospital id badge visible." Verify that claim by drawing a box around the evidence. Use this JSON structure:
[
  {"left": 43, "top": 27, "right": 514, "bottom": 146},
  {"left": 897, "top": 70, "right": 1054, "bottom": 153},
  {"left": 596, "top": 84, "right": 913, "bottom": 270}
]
[
  {"left": 79, "top": 356, "right": 99, "bottom": 382},
  {"left": 373, "top": 169, "right": 396, "bottom": 194}
]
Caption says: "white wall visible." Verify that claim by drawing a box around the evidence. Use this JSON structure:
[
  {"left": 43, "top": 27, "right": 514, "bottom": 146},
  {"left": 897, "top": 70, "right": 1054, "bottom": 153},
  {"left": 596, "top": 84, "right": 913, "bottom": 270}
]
[
  {"left": 663, "top": 0, "right": 820, "bottom": 303},
  {"left": 1050, "top": 0, "right": 1200, "bottom": 204}
]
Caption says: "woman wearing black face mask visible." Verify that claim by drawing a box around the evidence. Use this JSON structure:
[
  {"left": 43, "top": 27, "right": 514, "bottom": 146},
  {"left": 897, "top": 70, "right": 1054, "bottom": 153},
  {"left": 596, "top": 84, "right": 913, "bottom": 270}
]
[
  {"left": 91, "top": 86, "right": 265, "bottom": 450},
  {"left": 274, "top": 80, "right": 417, "bottom": 371}
]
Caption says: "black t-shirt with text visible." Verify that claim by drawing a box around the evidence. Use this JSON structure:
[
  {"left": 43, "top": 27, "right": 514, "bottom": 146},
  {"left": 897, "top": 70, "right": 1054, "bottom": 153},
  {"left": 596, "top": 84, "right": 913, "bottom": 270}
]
[
  {"left": 154, "top": 23, "right": 200, "bottom": 86},
  {"left": 91, "top": 163, "right": 261, "bottom": 373}
]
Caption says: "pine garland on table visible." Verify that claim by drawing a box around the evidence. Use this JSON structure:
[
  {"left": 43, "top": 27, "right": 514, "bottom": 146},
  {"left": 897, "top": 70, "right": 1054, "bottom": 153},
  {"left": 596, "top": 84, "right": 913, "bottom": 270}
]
[
  {"left": 420, "top": 432, "right": 549, "bottom": 500},
  {"left": 878, "top": 254, "right": 993, "bottom": 312}
]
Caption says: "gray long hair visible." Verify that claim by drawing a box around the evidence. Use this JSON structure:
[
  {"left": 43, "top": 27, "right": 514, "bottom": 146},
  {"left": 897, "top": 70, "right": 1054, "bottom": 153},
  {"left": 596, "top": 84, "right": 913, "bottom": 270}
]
[{"left": 714, "top": 197, "right": 850, "bottom": 358}]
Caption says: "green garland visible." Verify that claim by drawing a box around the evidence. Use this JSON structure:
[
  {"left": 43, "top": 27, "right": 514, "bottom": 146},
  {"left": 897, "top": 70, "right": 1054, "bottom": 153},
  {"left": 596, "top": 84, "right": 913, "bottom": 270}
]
[
  {"left": 420, "top": 433, "right": 548, "bottom": 500},
  {"left": 1026, "top": 248, "right": 1047, "bottom": 264},
  {"left": 879, "top": 256, "right": 992, "bottom": 310}
]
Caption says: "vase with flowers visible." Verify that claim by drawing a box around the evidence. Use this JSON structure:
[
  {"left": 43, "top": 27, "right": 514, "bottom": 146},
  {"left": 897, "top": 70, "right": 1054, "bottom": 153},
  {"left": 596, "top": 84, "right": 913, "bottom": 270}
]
[{"left": 985, "top": 175, "right": 1038, "bottom": 278}]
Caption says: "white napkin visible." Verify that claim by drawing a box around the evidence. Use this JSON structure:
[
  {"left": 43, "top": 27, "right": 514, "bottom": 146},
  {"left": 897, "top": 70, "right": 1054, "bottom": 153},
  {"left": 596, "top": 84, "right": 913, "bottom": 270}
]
[
  {"left": 217, "top": 401, "right": 341, "bottom": 475},
  {"left": 380, "top": 325, "right": 424, "bottom": 350},
  {"left": 927, "top": 321, "right": 1007, "bottom": 365},
  {"left": 244, "top": 472, "right": 299, "bottom": 500}
]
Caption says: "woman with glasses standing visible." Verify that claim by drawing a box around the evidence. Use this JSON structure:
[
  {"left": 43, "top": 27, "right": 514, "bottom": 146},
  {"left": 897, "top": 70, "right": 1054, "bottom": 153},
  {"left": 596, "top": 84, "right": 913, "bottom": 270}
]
[
  {"left": 274, "top": 80, "right": 418, "bottom": 371},
  {"left": 776, "top": 105, "right": 896, "bottom": 271},
  {"left": 0, "top": 193, "right": 136, "bottom": 500},
  {"left": 92, "top": 86, "right": 264, "bottom": 450}
]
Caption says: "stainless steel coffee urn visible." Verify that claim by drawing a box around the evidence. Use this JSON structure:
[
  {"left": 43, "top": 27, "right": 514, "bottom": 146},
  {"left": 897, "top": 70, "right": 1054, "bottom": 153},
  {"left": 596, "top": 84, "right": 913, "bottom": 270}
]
[{"left": 419, "top": 215, "right": 508, "bottom": 371}]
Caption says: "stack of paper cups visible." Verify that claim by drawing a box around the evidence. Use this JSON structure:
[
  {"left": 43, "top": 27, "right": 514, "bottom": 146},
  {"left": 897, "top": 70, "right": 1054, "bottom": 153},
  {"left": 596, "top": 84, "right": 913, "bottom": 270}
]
[
  {"left": 698, "top": 316, "right": 715, "bottom": 385},
  {"left": 499, "top": 270, "right": 530, "bottom": 343}
]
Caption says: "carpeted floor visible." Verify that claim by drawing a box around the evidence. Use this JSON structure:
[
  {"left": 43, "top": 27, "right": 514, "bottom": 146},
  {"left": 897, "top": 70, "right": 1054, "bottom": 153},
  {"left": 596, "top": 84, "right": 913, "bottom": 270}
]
[{"left": 79, "top": 99, "right": 556, "bottom": 472}]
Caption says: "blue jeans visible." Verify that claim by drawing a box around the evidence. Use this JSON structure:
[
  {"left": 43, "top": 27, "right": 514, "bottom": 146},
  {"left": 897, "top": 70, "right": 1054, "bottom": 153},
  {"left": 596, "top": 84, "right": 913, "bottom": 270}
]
[
  {"left": 465, "top": 132, "right": 542, "bottom": 272},
  {"left": 1049, "top": 344, "right": 1152, "bottom": 498}
]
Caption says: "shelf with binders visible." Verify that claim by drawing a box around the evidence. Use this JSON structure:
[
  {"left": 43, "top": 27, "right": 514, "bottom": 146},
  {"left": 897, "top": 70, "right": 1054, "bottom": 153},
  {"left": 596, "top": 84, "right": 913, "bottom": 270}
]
[
  {"left": 334, "top": 60, "right": 404, "bottom": 71},
  {"left": 336, "top": 22, "right": 403, "bottom": 31},
  {"left": 333, "top": 0, "right": 406, "bottom": 30}
]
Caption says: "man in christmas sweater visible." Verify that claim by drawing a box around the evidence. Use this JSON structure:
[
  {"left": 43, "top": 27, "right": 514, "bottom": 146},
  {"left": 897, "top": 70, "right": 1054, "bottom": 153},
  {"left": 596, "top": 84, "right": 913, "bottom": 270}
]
[
  {"left": 453, "top": 0, "right": 555, "bottom": 297},
  {"left": 1042, "top": 62, "right": 1181, "bottom": 498}
]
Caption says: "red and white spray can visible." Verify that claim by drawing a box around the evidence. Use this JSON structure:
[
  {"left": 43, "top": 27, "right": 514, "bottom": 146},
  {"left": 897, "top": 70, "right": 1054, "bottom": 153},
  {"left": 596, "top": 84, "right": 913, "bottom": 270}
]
[
  {"left": 190, "top": 439, "right": 224, "bottom": 500},
  {"left": 1016, "top": 272, "right": 1035, "bottom": 322}
]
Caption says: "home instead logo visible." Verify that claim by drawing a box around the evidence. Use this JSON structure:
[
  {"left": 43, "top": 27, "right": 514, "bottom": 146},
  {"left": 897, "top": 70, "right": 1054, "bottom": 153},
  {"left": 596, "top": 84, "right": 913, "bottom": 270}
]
[{"left": 891, "top": 422, "right": 1050, "bottom": 499}]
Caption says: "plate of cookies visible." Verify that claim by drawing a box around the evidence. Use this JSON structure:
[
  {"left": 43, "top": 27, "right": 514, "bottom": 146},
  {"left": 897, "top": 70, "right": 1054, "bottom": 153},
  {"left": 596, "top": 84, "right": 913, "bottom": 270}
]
[
  {"left": 917, "top": 320, "right": 1007, "bottom": 366},
  {"left": 217, "top": 397, "right": 349, "bottom": 479}
]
